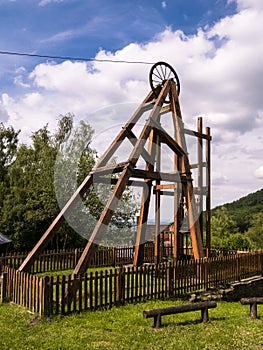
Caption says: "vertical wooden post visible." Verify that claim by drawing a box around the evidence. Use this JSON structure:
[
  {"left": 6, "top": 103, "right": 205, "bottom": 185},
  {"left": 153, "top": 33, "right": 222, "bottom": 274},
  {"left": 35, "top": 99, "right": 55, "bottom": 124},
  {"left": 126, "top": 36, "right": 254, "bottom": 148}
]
[
  {"left": 198, "top": 117, "right": 203, "bottom": 242},
  {"left": 250, "top": 303, "right": 258, "bottom": 318},
  {"left": 117, "top": 267, "right": 125, "bottom": 305},
  {"left": 0, "top": 272, "right": 7, "bottom": 303},
  {"left": 201, "top": 307, "right": 209, "bottom": 322},
  {"left": 154, "top": 134, "right": 161, "bottom": 265},
  {"left": 42, "top": 275, "right": 52, "bottom": 317},
  {"left": 206, "top": 127, "right": 211, "bottom": 257}
]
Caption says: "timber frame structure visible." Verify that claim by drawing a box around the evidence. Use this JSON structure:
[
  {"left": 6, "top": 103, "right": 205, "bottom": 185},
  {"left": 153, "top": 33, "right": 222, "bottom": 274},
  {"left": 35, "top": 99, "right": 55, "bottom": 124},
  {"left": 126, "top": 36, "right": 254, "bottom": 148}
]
[{"left": 19, "top": 62, "right": 211, "bottom": 278}]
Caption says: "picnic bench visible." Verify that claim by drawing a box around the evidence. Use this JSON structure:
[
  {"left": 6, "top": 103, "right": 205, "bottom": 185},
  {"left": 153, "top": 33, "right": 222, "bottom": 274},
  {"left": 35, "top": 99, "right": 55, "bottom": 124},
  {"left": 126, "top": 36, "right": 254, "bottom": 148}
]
[
  {"left": 240, "top": 297, "right": 263, "bottom": 318},
  {"left": 143, "top": 301, "right": 217, "bottom": 327}
]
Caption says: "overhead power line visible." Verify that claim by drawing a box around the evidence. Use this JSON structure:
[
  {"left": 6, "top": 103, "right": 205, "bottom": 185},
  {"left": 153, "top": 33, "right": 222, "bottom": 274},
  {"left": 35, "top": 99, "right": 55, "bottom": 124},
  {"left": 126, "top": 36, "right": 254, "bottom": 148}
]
[{"left": 0, "top": 50, "right": 154, "bottom": 65}]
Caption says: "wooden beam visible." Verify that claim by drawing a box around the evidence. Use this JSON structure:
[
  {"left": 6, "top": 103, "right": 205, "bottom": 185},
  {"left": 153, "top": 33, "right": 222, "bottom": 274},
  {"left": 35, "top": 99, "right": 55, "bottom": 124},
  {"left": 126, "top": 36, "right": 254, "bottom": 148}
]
[
  {"left": 132, "top": 169, "right": 187, "bottom": 182},
  {"left": 129, "top": 80, "right": 171, "bottom": 166},
  {"left": 133, "top": 130, "right": 156, "bottom": 266},
  {"left": 154, "top": 133, "right": 161, "bottom": 265},
  {"left": 170, "top": 81, "right": 204, "bottom": 260},
  {"left": 151, "top": 121, "right": 186, "bottom": 157},
  {"left": 72, "top": 164, "right": 134, "bottom": 277},
  {"left": 183, "top": 128, "right": 212, "bottom": 141},
  {"left": 198, "top": 117, "right": 203, "bottom": 242},
  {"left": 18, "top": 89, "right": 156, "bottom": 273},
  {"left": 154, "top": 183, "right": 178, "bottom": 190},
  {"left": 91, "top": 162, "right": 129, "bottom": 175},
  {"left": 206, "top": 127, "right": 211, "bottom": 257},
  {"left": 94, "top": 176, "right": 147, "bottom": 188},
  {"left": 125, "top": 129, "right": 154, "bottom": 165},
  {"left": 19, "top": 174, "right": 94, "bottom": 272}
]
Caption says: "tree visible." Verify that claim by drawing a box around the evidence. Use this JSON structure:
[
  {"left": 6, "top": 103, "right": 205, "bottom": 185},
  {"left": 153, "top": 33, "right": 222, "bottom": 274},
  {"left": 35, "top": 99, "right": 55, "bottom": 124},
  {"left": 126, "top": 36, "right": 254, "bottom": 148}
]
[
  {"left": 224, "top": 233, "right": 252, "bottom": 250},
  {"left": 246, "top": 212, "right": 263, "bottom": 249},
  {"left": 211, "top": 206, "right": 239, "bottom": 248},
  {"left": 0, "top": 115, "right": 139, "bottom": 250},
  {"left": 55, "top": 119, "right": 139, "bottom": 247},
  {"left": 0, "top": 123, "right": 20, "bottom": 180}
]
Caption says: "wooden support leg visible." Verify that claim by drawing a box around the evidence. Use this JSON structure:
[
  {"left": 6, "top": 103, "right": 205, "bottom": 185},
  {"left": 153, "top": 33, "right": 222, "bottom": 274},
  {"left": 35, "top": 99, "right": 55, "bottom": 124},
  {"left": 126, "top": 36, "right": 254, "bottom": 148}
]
[
  {"left": 133, "top": 181, "right": 152, "bottom": 266},
  {"left": 250, "top": 303, "right": 257, "bottom": 318},
  {"left": 201, "top": 308, "right": 209, "bottom": 323},
  {"left": 154, "top": 314, "right": 162, "bottom": 328}
]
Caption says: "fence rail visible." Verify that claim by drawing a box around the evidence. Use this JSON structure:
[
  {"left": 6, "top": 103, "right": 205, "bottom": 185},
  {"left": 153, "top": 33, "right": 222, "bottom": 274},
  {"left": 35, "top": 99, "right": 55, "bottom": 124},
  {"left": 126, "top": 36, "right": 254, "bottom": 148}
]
[
  {"left": 0, "top": 245, "right": 246, "bottom": 275},
  {"left": 1, "top": 251, "right": 262, "bottom": 316},
  {"left": 0, "top": 246, "right": 138, "bottom": 273}
]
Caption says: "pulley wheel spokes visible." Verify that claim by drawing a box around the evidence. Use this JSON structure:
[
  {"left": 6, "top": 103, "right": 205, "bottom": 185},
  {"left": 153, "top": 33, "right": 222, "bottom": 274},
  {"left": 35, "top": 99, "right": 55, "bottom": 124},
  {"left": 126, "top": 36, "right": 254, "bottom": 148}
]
[{"left": 149, "top": 61, "right": 180, "bottom": 102}]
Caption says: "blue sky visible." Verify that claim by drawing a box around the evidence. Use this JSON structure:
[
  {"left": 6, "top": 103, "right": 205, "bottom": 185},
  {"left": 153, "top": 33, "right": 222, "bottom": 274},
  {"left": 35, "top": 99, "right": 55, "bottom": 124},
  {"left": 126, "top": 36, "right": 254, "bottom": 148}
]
[
  {"left": 0, "top": 0, "right": 236, "bottom": 88},
  {"left": 0, "top": 0, "right": 263, "bottom": 222}
]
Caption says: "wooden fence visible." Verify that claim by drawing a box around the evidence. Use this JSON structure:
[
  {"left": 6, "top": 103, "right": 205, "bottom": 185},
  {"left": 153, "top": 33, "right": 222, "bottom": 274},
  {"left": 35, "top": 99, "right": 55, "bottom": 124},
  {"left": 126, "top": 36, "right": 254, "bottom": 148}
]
[
  {"left": 0, "top": 246, "right": 140, "bottom": 273},
  {"left": 0, "top": 245, "right": 243, "bottom": 275},
  {"left": 1, "top": 251, "right": 262, "bottom": 316}
]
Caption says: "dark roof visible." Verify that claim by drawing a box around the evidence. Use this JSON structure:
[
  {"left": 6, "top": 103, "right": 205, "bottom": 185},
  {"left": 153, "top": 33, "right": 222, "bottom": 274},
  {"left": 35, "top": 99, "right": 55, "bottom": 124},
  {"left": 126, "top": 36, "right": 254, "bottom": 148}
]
[{"left": 0, "top": 233, "right": 12, "bottom": 245}]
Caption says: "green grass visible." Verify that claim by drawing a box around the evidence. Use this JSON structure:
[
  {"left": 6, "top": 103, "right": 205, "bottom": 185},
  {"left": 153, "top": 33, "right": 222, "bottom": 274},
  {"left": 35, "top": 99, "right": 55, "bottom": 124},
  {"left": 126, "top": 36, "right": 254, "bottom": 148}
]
[{"left": 0, "top": 300, "right": 263, "bottom": 349}]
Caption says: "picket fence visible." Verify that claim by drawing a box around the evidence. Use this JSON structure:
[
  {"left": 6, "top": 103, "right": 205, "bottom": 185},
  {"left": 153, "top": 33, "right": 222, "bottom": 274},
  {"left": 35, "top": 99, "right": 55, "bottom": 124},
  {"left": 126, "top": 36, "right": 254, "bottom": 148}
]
[
  {"left": 0, "top": 245, "right": 155, "bottom": 274},
  {"left": 1, "top": 251, "right": 262, "bottom": 316}
]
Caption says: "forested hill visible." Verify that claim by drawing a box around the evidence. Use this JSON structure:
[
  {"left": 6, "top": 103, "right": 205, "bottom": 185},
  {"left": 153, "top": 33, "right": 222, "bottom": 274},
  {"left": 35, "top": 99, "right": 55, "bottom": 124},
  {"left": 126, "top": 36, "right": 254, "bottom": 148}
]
[
  {"left": 223, "top": 188, "right": 263, "bottom": 213},
  {"left": 212, "top": 188, "right": 263, "bottom": 235}
]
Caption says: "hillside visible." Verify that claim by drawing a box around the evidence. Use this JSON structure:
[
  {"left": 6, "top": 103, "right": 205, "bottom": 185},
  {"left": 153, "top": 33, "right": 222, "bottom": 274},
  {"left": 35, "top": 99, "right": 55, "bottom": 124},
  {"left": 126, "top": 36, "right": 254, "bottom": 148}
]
[{"left": 213, "top": 188, "right": 263, "bottom": 232}]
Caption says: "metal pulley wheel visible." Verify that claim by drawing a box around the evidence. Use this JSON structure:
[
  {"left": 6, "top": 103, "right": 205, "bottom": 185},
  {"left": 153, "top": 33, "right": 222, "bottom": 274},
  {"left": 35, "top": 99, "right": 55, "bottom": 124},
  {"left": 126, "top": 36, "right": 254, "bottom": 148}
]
[{"left": 149, "top": 61, "right": 180, "bottom": 103}]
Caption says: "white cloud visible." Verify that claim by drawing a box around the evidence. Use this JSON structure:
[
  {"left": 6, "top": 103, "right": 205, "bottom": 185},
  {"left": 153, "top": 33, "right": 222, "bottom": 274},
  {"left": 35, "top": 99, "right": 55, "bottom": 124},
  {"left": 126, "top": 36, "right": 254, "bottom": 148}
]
[
  {"left": 1, "top": 0, "right": 263, "bottom": 207},
  {"left": 161, "top": 1, "right": 167, "bottom": 9},
  {"left": 39, "top": 0, "right": 64, "bottom": 6},
  {"left": 254, "top": 166, "right": 263, "bottom": 179}
]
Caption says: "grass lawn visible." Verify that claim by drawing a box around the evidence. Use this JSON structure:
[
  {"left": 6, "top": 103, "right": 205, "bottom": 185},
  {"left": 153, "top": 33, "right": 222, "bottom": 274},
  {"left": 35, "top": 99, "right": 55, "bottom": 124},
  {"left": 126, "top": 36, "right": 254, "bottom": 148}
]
[{"left": 0, "top": 300, "right": 262, "bottom": 350}]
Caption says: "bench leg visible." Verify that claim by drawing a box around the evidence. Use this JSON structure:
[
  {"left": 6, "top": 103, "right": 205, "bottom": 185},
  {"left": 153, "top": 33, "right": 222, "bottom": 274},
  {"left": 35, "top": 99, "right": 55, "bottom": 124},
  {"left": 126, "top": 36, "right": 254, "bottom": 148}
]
[
  {"left": 154, "top": 314, "right": 162, "bottom": 328},
  {"left": 250, "top": 303, "right": 257, "bottom": 318},
  {"left": 201, "top": 308, "right": 209, "bottom": 323}
]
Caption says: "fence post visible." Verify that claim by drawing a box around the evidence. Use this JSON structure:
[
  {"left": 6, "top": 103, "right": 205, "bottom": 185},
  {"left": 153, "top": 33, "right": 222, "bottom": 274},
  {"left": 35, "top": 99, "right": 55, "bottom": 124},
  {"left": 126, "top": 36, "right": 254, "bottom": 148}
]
[
  {"left": 112, "top": 247, "right": 116, "bottom": 267},
  {"left": 74, "top": 249, "right": 78, "bottom": 267},
  {"left": 41, "top": 276, "right": 52, "bottom": 317},
  {"left": 236, "top": 255, "right": 241, "bottom": 281},
  {"left": 168, "top": 263, "right": 174, "bottom": 298},
  {"left": 0, "top": 272, "right": 7, "bottom": 303},
  {"left": 117, "top": 267, "right": 125, "bottom": 305},
  {"left": 204, "top": 258, "right": 208, "bottom": 290}
]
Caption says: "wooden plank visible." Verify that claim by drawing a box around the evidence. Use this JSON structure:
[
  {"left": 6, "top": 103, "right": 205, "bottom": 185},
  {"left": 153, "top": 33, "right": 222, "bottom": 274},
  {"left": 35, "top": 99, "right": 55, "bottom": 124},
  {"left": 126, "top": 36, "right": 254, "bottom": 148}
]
[
  {"left": 133, "top": 129, "right": 155, "bottom": 266},
  {"left": 129, "top": 80, "right": 171, "bottom": 166},
  {"left": 18, "top": 92, "right": 155, "bottom": 273},
  {"left": 154, "top": 133, "right": 161, "bottom": 265},
  {"left": 183, "top": 128, "right": 212, "bottom": 141},
  {"left": 94, "top": 175, "right": 146, "bottom": 188},
  {"left": 71, "top": 165, "right": 134, "bottom": 279},
  {"left": 197, "top": 117, "right": 203, "bottom": 242},
  {"left": 206, "top": 127, "right": 211, "bottom": 257},
  {"left": 152, "top": 120, "right": 186, "bottom": 157},
  {"left": 132, "top": 168, "right": 186, "bottom": 182}
]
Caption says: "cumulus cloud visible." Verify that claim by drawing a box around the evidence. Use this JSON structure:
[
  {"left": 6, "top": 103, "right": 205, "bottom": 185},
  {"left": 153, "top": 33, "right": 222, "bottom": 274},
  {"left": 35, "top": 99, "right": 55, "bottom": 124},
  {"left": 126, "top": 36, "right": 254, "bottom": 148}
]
[
  {"left": 254, "top": 166, "right": 263, "bottom": 179},
  {"left": 39, "top": 0, "right": 64, "bottom": 6},
  {"left": 1, "top": 0, "right": 263, "bottom": 206}
]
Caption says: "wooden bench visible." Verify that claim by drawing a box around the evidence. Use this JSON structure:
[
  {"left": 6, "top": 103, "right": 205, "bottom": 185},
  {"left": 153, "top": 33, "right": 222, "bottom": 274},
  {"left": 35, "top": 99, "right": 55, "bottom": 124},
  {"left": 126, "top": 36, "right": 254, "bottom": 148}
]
[
  {"left": 143, "top": 301, "right": 217, "bottom": 327},
  {"left": 240, "top": 297, "right": 263, "bottom": 318}
]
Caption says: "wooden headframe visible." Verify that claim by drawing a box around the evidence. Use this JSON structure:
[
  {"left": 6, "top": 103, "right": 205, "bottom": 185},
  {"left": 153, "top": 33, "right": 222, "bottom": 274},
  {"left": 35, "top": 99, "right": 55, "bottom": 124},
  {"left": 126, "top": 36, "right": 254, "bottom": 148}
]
[{"left": 19, "top": 78, "right": 211, "bottom": 276}]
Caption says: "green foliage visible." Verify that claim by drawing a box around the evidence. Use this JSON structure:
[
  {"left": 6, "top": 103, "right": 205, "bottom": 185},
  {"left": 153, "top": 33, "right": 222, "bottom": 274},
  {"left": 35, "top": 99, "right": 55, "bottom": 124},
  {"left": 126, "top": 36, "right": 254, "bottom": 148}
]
[
  {"left": 211, "top": 189, "right": 263, "bottom": 249},
  {"left": 224, "top": 233, "right": 252, "bottom": 250},
  {"left": 246, "top": 212, "right": 263, "bottom": 249},
  {"left": 211, "top": 206, "right": 240, "bottom": 248},
  {"left": 0, "top": 301, "right": 263, "bottom": 349},
  {"left": 0, "top": 115, "right": 139, "bottom": 251}
]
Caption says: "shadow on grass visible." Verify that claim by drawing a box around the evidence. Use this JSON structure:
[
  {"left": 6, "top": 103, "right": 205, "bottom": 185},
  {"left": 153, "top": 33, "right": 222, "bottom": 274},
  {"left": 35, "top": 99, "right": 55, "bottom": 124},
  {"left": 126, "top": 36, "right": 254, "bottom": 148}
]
[{"left": 156, "top": 316, "right": 226, "bottom": 328}]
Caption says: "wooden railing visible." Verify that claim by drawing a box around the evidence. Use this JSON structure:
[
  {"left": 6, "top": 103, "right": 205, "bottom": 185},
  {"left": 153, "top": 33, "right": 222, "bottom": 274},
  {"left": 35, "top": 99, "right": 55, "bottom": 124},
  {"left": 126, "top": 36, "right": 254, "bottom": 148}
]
[{"left": 1, "top": 251, "right": 262, "bottom": 316}]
